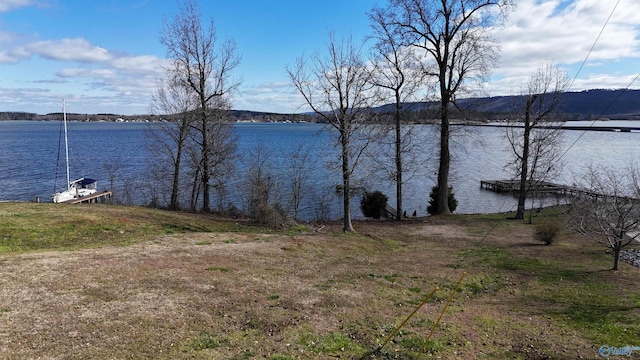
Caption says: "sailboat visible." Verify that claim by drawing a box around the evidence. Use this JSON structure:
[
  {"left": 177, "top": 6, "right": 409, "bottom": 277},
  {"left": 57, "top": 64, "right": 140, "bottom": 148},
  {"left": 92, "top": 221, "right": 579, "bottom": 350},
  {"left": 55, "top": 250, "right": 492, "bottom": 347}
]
[{"left": 52, "top": 100, "right": 98, "bottom": 203}]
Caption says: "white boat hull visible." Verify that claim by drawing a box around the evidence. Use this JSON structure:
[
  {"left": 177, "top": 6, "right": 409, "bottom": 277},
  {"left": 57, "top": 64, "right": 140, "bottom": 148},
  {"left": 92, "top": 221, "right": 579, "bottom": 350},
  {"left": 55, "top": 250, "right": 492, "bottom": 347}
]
[
  {"left": 52, "top": 178, "right": 98, "bottom": 203},
  {"left": 52, "top": 188, "right": 97, "bottom": 203}
]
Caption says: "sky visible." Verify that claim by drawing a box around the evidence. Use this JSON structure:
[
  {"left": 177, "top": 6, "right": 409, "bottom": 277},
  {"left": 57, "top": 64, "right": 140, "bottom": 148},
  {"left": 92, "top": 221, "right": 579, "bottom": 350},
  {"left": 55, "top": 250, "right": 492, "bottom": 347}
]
[{"left": 0, "top": 0, "right": 638, "bottom": 115}]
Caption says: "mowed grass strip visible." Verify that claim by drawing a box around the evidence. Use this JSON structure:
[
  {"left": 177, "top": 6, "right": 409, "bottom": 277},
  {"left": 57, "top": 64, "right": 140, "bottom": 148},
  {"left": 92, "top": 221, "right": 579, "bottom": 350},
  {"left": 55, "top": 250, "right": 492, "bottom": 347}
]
[{"left": 0, "top": 202, "right": 254, "bottom": 253}]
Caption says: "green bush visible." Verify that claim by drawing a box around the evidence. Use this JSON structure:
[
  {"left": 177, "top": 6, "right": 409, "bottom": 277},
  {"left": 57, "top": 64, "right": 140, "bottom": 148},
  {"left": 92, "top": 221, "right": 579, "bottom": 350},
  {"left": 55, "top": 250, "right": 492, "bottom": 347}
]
[
  {"left": 427, "top": 186, "right": 458, "bottom": 215},
  {"left": 534, "top": 220, "right": 563, "bottom": 245},
  {"left": 360, "top": 190, "right": 388, "bottom": 219}
]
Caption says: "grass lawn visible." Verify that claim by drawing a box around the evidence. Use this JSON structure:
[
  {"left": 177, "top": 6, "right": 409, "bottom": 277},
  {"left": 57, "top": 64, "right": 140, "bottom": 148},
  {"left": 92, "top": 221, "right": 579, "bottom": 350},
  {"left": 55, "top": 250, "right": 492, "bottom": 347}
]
[{"left": 0, "top": 203, "right": 638, "bottom": 359}]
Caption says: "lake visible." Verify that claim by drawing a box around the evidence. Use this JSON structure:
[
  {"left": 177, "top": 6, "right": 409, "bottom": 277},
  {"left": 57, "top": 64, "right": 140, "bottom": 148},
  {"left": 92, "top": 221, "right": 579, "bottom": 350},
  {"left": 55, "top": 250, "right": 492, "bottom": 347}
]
[{"left": 0, "top": 120, "right": 638, "bottom": 220}]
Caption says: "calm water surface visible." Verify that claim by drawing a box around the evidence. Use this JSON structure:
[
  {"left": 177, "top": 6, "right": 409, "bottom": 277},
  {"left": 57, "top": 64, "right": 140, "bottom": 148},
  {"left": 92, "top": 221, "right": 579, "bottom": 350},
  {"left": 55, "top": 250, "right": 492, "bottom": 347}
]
[{"left": 0, "top": 120, "right": 638, "bottom": 220}]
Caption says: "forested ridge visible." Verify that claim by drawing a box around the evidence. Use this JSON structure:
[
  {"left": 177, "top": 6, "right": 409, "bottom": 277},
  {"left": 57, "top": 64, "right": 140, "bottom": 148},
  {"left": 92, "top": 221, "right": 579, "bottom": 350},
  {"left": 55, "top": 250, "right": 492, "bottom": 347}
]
[{"left": 1, "top": 89, "right": 639, "bottom": 121}]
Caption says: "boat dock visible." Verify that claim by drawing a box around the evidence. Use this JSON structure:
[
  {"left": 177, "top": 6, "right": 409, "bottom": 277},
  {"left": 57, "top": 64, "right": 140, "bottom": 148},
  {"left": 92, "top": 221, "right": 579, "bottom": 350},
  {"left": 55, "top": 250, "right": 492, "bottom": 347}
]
[
  {"left": 385, "top": 204, "right": 398, "bottom": 219},
  {"left": 62, "top": 191, "right": 113, "bottom": 204},
  {"left": 480, "top": 180, "right": 600, "bottom": 198}
]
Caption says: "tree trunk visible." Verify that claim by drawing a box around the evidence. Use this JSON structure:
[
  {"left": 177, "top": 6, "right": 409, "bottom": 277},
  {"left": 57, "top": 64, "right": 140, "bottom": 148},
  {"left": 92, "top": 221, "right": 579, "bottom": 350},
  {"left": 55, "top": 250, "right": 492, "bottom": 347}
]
[
  {"left": 341, "top": 132, "right": 354, "bottom": 232},
  {"left": 515, "top": 101, "right": 533, "bottom": 220},
  {"left": 190, "top": 166, "right": 200, "bottom": 211},
  {"left": 395, "top": 98, "right": 403, "bottom": 220},
  {"left": 612, "top": 239, "right": 622, "bottom": 271},
  {"left": 170, "top": 121, "right": 190, "bottom": 211},
  {"left": 170, "top": 148, "right": 182, "bottom": 210},
  {"left": 436, "top": 97, "right": 451, "bottom": 215},
  {"left": 200, "top": 112, "right": 211, "bottom": 213}
]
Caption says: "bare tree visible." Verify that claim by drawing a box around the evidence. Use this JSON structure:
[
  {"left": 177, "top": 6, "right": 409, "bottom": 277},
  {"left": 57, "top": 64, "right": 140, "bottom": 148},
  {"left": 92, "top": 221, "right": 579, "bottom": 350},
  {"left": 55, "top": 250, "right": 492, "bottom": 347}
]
[
  {"left": 378, "top": 0, "right": 512, "bottom": 214},
  {"left": 244, "top": 144, "right": 286, "bottom": 228},
  {"left": 311, "top": 185, "right": 335, "bottom": 223},
  {"left": 566, "top": 164, "right": 640, "bottom": 270},
  {"left": 161, "top": 0, "right": 241, "bottom": 212},
  {"left": 148, "top": 75, "right": 197, "bottom": 210},
  {"left": 368, "top": 6, "right": 426, "bottom": 220},
  {"left": 284, "top": 144, "right": 314, "bottom": 221},
  {"left": 102, "top": 160, "right": 121, "bottom": 204},
  {"left": 174, "top": 97, "right": 237, "bottom": 212},
  {"left": 198, "top": 98, "right": 237, "bottom": 211},
  {"left": 505, "top": 63, "right": 569, "bottom": 221},
  {"left": 288, "top": 32, "right": 377, "bottom": 232}
]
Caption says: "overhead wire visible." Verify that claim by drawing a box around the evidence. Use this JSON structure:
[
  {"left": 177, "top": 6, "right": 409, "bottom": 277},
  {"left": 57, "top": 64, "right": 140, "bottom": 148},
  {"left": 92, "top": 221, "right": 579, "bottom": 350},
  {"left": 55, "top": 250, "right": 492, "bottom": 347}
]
[
  {"left": 556, "top": 0, "right": 636, "bottom": 165},
  {"left": 381, "top": 2, "right": 631, "bottom": 354},
  {"left": 568, "top": 0, "right": 622, "bottom": 91},
  {"left": 453, "top": 0, "right": 634, "bottom": 265},
  {"left": 559, "top": 73, "right": 640, "bottom": 164}
]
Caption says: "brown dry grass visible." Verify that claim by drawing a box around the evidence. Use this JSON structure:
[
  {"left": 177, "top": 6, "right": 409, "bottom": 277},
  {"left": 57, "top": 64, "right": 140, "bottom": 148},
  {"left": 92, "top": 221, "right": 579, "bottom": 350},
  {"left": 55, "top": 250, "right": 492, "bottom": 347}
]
[{"left": 0, "top": 206, "right": 639, "bottom": 359}]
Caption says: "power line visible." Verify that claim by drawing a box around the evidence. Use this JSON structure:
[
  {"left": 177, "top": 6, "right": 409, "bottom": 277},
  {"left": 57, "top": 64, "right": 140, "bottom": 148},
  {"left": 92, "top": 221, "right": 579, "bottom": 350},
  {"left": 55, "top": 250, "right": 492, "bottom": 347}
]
[
  {"left": 568, "top": 0, "right": 622, "bottom": 90},
  {"left": 559, "top": 74, "right": 640, "bottom": 162},
  {"left": 447, "top": 0, "right": 631, "bottom": 279},
  {"left": 557, "top": 0, "right": 637, "bottom": 167}
]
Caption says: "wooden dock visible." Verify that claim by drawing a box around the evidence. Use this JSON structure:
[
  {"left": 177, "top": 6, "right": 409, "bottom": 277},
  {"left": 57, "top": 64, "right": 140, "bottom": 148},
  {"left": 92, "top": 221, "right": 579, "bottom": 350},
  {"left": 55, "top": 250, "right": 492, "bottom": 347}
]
[
  {"left": 480, "top": 180, "right": 600, "bottom": 198},
  {"left": 62, "top": 191, "right": 113, "bottom": 204},
  {"left": 385, "top": 204, "right": 397, "bottom": 219},
  {"left": 384, "top": 205, "right": 418, "bottom": 219}
]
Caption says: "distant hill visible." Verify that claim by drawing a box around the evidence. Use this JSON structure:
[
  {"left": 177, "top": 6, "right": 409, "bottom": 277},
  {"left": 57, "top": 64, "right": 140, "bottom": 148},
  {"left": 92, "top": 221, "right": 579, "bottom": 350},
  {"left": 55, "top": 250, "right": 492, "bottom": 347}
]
[
  {"left": 1, "top": 89, "right": 638, "bottom": 121},
  {"left": 376, "top": 89, "right": 640, "bottom": 120},
  {"left": 463, "top": 89, "right": 640, "bottom": 119}
]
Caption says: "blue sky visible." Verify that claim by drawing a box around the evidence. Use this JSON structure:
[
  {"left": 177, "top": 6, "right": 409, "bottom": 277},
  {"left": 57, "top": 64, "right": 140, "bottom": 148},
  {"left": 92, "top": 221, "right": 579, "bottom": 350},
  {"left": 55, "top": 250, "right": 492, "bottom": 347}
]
[{"left": 0, "top": 0, "right": 638, "bottom": 115}]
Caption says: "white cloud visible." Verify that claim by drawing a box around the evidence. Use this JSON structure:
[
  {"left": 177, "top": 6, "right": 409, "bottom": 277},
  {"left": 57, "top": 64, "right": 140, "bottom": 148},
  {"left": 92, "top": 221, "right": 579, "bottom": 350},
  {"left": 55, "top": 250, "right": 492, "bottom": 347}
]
[
  {"left": 50, "top": 60, "right": 161, "bottom": 112},
  {"left": 26, "top": 38, "right": 113, "bottom": 62},
  {"left": 489, "top": 0, "right": 640, "bottom": 94},
  {"left": 0, "top": 30, "right": 17, "bottom": 43},
  {"left": 0, "top": 42, "right": 30, "bottom": 62},
  {"left": 234, "top": 82, "right": 305, "bottom": 113},
  {"left": 0, "top": 0, "right": 35, "bottom": 13},
  {"left": 0, "top": 37, "right": 114, "bottom": 63},
  {"left": 33, "top": 77, "right": 66, "bottom": 84},
  {"left": 571, "top": 73, "right": 640, "bottom": 90},
  {"left": 57, "top": 67, "right": 115, "bottom": 79},
  {"left": 111, "top": 55, "right": 163, "bottom": 74},
  {"left": 0, "top": 86, "right": 55, "bottom": 111},
  {"left": 0, "top": 33, "right": 165, "bottom": 113}
]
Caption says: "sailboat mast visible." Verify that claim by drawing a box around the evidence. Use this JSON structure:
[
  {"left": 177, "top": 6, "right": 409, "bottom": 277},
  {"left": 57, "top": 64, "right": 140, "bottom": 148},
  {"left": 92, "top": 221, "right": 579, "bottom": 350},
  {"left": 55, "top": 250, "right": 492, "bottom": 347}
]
[{"left": 63, "top": 99, "right": 70, "bottom": 190}]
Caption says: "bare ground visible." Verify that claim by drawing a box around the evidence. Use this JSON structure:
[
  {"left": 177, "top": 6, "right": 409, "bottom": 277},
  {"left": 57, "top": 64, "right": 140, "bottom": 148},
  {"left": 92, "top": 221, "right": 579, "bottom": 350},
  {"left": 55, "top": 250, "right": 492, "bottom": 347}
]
[{"left": 0, "top": 217, "right": 638, "bottom": 359}]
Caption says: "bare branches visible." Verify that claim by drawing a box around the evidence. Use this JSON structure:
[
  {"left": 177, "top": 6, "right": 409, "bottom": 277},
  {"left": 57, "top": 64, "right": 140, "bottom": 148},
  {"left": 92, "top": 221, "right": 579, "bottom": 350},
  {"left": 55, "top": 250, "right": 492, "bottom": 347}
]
[
  {"left": 567, "top": 164, "right": 640, "bottom": 270},
  {"left": 287, "top": 32, "right": 377, "bottom": 232},
  {"left": 526, "top": 63, "right": 570, "bottom": 120},
  {"left": 385, "top": 0, "right": 511, "bottom": 98},
  {"left": 376, "top": 0, "right": 512, "bottom": 215},
  {"left": 161, "top": 0, "right": 241, "bottom": 111},
  {"left": 367, "top": 6, "right": 432, "bottom": 220},
  {"left": 503, "top": 62, "right": 569, "bottom": 220},
  {"left": 158, "top": 0, "right": 240, "bottom": 212},
  {"left": 289, "top": 33, "right": 374, "bottom": 128}
]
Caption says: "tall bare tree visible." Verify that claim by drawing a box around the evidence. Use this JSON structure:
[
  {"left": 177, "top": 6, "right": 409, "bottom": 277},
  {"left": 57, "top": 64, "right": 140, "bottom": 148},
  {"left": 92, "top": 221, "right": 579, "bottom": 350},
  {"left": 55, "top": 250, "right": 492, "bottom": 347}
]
[
  {"left": 368, "top": 6, "right": 426, "bottom": 220},
  {"left": 198, "top": 97, "right": 238, "bottom": 211},
  {"left": 245, "top": 145, "right": 272, "bottom": 222},
  {"left": 285, "top": 144, "right": 314, "bottom": 221},
  {"left": 505, "top": 63, "right": 569, "bottom": 221},
  {"left": 161, "top": 0, "right": 241, "bottom": 212},
  {"left": 566, "top": 164, "right": 640, "bottom": 270},
  {"left": 102, "top": 160, "right": 121, "bottom": 204},
  {"left": 288, "top": 32, "right": 376, "bottom": 232},
  {"left": 377, "top": 0, "right": 511, "bottom": 214},
  {"left": 148, "top": 75, "right": 197, "bottom": 210}
]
